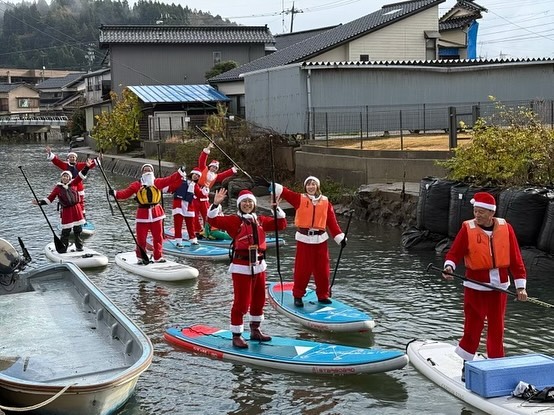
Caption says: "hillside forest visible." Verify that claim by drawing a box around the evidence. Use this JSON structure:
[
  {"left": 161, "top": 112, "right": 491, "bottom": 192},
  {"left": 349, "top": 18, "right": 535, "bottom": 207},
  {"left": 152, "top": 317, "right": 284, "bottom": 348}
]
[{"left": 0, "top": 0, "right": 232, "bottom": 71}]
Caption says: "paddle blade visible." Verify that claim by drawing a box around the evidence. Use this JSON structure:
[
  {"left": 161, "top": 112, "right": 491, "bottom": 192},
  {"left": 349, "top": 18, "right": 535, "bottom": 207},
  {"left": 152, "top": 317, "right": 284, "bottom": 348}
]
[
  {"left": 138, "top": 246, "right": 150, "bottom": 265},
  {"left": 53, "top": 235, "right": 66, "bottom": 254}
]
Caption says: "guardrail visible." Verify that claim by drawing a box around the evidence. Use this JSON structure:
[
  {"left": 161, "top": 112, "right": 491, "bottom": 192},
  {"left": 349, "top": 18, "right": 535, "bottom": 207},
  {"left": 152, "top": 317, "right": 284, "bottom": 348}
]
[{"left": 0, "top": 115, "right": 68, "bottom": 126}]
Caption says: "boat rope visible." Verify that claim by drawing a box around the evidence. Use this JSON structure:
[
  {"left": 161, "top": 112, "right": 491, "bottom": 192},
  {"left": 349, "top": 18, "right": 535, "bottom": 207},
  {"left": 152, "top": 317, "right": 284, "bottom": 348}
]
[{"left": 0, "top": 383, "right": 74, "bottom": 412}]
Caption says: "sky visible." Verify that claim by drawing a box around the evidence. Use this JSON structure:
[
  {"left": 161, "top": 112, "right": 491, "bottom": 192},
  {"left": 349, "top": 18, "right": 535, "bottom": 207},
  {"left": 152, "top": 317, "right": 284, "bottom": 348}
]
[{"left": 179, "top": 0, "right": 554, "bottom": 59}]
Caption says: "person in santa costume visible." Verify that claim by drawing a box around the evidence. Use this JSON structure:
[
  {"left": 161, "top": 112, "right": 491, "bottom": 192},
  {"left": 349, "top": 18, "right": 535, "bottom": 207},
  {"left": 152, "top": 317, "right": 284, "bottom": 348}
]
[
  {"left": 207, "top": 188, "right": 287, "bottom": 348},
  {"left": 272, "top": 176, "right": 346, "bottom": 307},
  {"left": 45, "top": 146, "right": 98, "bottom": 219},
  {"left": 109, "top": 163, "right": 184, "bottom": 263},
  {"left": 165, "top": 166, "right": 205, "bottom": 246},
  {"left": 32, "top": 159, "right": 94, "bottom": 253},
  {"left": 442, "top": 191, "right": 528, "bottom": 381},
  {"left": 196, "top": 144, "right": 238, "bottom": 225}
]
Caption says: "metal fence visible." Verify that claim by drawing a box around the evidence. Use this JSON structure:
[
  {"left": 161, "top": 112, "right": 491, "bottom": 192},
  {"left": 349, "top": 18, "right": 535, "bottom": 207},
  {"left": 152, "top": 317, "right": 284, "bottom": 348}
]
[{"left": 309, "top": 99, "right": 554, "bottom": 144}]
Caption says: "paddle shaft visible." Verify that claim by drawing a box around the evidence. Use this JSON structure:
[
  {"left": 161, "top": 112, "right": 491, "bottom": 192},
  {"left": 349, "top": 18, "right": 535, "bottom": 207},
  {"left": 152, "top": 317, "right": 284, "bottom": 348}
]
[
  {"left": 95, "top": 159, "right": 150, "bottom": 264},
  {"left": 195, "top": 126, "right": 253, "bottom": 182},
  {"left": 427, "top": 264, "right": 554, "bottom": 309},
  {"left": 19, "top": 166, "right": 65, "bottom": 253},
  {"left": 330, "top": 210, "right": 353, "bottom": 295},
  {"left": 269, "top": 136, "right": 283, "bottom": 290}
]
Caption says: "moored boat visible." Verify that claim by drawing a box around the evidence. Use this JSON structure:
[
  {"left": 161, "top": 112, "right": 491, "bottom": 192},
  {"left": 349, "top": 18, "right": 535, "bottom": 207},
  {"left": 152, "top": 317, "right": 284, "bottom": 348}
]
[{"left": 0, "top": 238, "right": 153, "bottom": 415}]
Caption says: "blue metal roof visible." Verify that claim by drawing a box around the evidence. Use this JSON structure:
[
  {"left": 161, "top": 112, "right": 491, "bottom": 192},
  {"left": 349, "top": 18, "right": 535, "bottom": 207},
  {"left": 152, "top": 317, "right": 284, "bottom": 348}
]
[{"left": 127, "top": 84, "right": 229, "bottom": 103}]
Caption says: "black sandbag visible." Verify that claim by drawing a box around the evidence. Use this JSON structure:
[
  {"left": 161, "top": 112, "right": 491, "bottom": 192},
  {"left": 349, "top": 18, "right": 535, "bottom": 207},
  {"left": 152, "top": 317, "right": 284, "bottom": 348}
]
[
  {"left": 497, "top": 188, "right": 549, "bottom": 247},
  {"left": 435, "top": 237, "right": 452, "bottom": 254},
  {"left": 520, "top": 247, "right": 554, "bottom": 279},
  {"left": 401, "top": 226, "right": 444, "bottom": 251},
  {"left": 536, "top": 200, "right": 554, "bottom": 254},
  {"left": 447, "top": 184, "right": 502, "bottom": 238},
  {"left": 416, "top": 177, "right": 456, "bottom": 236}
]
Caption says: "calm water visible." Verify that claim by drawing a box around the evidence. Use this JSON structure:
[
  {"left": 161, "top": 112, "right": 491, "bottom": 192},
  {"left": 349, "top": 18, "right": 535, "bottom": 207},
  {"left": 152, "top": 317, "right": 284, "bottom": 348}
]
[{"left": 1, "top": 143, "right": 553, "bottom": 415}]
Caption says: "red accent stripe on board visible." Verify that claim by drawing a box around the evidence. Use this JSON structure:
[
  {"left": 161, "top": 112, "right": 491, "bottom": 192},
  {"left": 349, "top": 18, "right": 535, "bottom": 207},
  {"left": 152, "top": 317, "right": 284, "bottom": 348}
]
[
  {"left": 271, "top": 281, "right": 294, "bottom": 293},
  {"left": 163, "top": 331, "right": 224, "bottom": 360},
  {"left": 182, "top": 325, "right": 219, "bottom": 337}
]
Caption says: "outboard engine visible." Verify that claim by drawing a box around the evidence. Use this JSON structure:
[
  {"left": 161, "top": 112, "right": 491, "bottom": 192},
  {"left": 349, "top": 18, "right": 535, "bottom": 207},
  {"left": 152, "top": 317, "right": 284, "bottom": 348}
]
[{"left": 0, "top": 238, "right": 31, "bottom": 282}]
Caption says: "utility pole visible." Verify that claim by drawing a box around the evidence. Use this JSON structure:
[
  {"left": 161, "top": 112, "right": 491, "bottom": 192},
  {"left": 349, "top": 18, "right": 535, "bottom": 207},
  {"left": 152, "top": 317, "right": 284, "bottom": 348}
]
[{"left": 282, "top": 2, "right": 303, "bottom": 33}]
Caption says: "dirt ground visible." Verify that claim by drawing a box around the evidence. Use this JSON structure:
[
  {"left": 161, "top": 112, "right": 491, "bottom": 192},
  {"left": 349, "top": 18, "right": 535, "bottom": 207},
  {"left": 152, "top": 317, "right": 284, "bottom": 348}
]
[{"left": 315, "top": 132, "right": 472, "bottom": 151}]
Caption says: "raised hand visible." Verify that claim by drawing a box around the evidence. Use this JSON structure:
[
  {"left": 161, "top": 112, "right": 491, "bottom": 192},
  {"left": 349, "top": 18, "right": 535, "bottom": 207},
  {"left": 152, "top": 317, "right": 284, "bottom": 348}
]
[{"left": 213, "top": 188, "right": 227, "bottom": 205}]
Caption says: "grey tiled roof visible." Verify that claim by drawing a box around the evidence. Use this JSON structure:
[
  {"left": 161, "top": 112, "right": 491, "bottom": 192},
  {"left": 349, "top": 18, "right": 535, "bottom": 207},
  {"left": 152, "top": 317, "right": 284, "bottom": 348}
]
[
  {"left": 128, "top": 84, "right": 229, "bottom": 104},
  {"left": 209, "top": 0, "right": 445, "bottom": 83},
  {"left": 301, "top": 57, "right": 554, "bottom": 68},
  {"left": 275, "top": 26, "right": 339, "bottom": 50},
  {"left": 0, "top": 83, "right": 37, "bottom": 93},
  {"left": 99, "top": 25, "right": 274, "bottom": 47},
  {"left": 439, "top": 15, "right": 476, "bottom": 30},
  {"left": 35, "top": 72, "right": 85, "bottom": 89}
]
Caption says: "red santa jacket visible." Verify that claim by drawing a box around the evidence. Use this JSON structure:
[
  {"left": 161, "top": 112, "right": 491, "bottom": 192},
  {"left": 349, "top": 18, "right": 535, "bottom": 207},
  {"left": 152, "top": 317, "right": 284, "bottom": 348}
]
[
  {"left": 42, "top": 172, "right": 86, "bottom": 228},
  {"left": 48, "top": 153, "right": 97, "bottom": 195},
  {"left": 197, "top": 148, "right": 237, "bottom": 191},
  {"left": 114, "top": 171, "right": 181, "bottom": 223}
]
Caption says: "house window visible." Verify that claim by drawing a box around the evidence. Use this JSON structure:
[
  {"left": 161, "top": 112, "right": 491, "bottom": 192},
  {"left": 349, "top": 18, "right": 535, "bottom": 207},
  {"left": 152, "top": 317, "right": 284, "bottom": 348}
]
[
  {"left": 213, "top": 51, "right": 221, "bottom": 65},
  {"left": 18, "top": 98, "right": 30, "bottom": 108},
  {"left": 360, "top": 54, "right": 369, "bottom": 62}
]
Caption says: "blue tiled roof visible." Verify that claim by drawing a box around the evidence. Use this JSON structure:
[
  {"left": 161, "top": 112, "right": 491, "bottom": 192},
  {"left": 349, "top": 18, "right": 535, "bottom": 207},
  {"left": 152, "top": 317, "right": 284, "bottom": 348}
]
[
  {"left": 127, "top": 84, "right": 229, "bottom": 103},
  {"left": 209, "top": 0, "right": 445, "bottom": 82},
  {"left": 99, "top": 25, "right": 274, "bottom": 47}
]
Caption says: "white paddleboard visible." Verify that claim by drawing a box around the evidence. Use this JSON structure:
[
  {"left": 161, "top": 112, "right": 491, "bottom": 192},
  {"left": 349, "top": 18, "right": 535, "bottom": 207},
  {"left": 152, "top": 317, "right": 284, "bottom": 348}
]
[
  {"left": 115, "top": 252, "right": 198, "bottom": 281},
  {"left": 407, "top": 340, "right": 554, "bottom": 415},
  {"left": 44, "top": 242, "right": 108, "bottom": 269}
]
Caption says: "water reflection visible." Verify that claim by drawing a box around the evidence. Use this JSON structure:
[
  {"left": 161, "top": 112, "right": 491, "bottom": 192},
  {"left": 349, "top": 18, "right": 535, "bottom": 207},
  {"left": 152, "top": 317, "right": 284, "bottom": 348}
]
[{"left": 1, "top": 143, "right": 552, "bottom": 415}]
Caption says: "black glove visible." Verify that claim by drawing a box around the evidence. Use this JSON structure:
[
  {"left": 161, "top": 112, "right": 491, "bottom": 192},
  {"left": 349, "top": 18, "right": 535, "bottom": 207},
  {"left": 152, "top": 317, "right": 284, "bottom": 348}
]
[
  {"left": 108, "top": 189, "right": 115, "bottom": 197},
  {"left": 340, "top": 237, "right": 347, "bottom": 248},
  {"left": 254, "top": 176, "right": 271, "bottom": 188}
]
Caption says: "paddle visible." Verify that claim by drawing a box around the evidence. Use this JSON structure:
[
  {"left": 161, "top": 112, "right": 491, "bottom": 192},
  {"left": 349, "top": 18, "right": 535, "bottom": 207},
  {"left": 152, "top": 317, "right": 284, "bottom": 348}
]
[
  {"left": 426, "top": 264, "right": 554, "bottom": 309},
  {"left": 19, "top": 166, "right": 66, "bottom": 253},
  {"left": 95, "top": 158, "right": 151, "bottom": 265},
  {"left": 17, "top": 237, "right": 32, "bottom": 264},
  {"left": 269, "top": 136, "right": 284, "bottom": 297},
  {"left": 195, "top": 125, "right": 253, "bottom": 182},
  {"left": 329, "top": 209, "right": 354, "bottom": 297}
]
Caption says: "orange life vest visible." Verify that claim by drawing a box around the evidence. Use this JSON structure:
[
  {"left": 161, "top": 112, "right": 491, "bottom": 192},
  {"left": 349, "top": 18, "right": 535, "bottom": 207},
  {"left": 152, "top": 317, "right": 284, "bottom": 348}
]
[
  {"left": 197, "top": 167, "right": 216, "bottom": 189},
  {"left": 463, "top": 218, "right": 510, "bottom": 270},
  {"left": 294, "top": 194, "right": 328, "bottom": 230}
]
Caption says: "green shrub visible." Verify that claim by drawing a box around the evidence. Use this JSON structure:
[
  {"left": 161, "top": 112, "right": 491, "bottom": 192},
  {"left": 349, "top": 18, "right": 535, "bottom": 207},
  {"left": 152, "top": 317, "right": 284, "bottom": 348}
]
[{"left": 439, "top": 99, "right": 554, "bottom": 186}]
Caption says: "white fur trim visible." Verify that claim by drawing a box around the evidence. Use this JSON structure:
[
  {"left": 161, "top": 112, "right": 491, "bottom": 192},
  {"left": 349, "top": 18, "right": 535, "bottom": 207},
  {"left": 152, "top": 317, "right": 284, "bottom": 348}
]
[
  {"left": 190, "top": 168, "right": 202, "bottom": 176},
  {"left": 470, "top": 198, "right": 496, "bottom": 212},
  {"left": 333, "top": 233, "right": 345, "bottom": 245},
  {"left": 444, "top": 260, "right": 456, "bottom": 270},
  {"left": 178, "top": 168, "right": 187, "bottom": 179},
  {"left": 203, "top": 147, "right": 211, "bottom": 154},
  {"left": 304, "top": 176, "right": 320, "bottom": 188},
  {"left": 207, "top": 205, "right": 222, "bottom": 218},
  {"left": 47, "top": 152, "right": 55, "bottom": 161},
  {"left": 275, "top": 206, "right": 286, "bottom": 219},
  {"left": 237, "top": 193, "right": 256, "bottom": 206},
  {"left": 514, "top": 278, "right": 526, "bottom": 289},
  {"left": 230, "top": 324, "right": 243, "bottom": 334},
  {"left": 295, "top": 231, "right": 329, "bottom": 244},
  {"left": 61, "top": 170, "right": 72, "bottom": 178},
  {"left": 229, "top": 260, "right": 267, "bottom": 275},
  {"left": 231, "top": 166, "right": 238, "bottom": 173},
  {"left": 249, "top": 315, "right": 264, "bottom": 322},
  {"left": 273, "top": 183, "right": 283, "bottom": 198},
  {"left": 141, "top": 163, "right": 154, "bottom": 172}
]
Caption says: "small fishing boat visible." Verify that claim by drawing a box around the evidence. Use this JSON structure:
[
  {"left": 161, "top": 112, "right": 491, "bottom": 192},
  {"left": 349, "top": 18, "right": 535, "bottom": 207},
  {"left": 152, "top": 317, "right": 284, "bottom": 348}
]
[
  {"left": 267, "top": 281, "right": 375, "bottom": 332},
  {"left": 0, "top": 238, "right": 153, "bottom": 415},
  {"left": 165, "top": 324, "right": 408, "bottom": 375}
]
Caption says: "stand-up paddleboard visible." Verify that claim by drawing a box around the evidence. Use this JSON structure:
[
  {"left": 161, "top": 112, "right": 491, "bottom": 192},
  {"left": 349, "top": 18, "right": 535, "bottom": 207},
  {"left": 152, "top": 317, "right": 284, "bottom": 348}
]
[
  {"left": 44, "top": 242, "right": 108, "bottom": 268},
  {"left": 164, "top": 227, "right": 285, "bottom": 248},
  {"left": 115, "top": 252, "right": 198, "bottom": 281},
  {"left": 165, "top": 324, "right": 408, "bottom": 375},
  {"left": 147, "top": 237, "right": 229, "bottom": 260},
  {"left": 407, "top": 340, "right": 553, "bottom": 415},
  {"left": 57, "top": 221, "right": 96, "bottom": 236},
  {"left": 267, "top": 281, "right": 375, "bottom": 332}
]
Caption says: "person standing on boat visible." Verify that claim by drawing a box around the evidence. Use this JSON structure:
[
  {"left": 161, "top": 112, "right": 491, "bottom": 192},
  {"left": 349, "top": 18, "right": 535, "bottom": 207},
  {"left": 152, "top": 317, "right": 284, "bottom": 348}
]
[
  {"left": 166, "top": 166, "right": 204, "bottom": 246},
  {"left": 109, "top": 164, "right": 184, "bottom": 264},
  {"left": 45, "top": 146, "right": 98, "bottom": 220},
  {"left": 442, "top": 192, "right": 528, "bottom": 380},
  {"left": 196, "top": 144, "right": 238, "bottom": 228},
  {"left": 32, "top": 160, "right": 94, "bottom": 253},
  {"left": 207, "top": 188, "right": 287, "bottom": 348},
  {"left": 272, "top": 176, "right": 346, "bottom": 307}
]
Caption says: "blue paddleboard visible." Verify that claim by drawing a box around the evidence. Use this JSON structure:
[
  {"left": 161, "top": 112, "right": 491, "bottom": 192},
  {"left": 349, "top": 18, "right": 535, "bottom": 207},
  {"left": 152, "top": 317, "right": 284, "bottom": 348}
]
[
  {"left": 164, "top": 227, "right": 285, "bottom": 248},
  {"left": 164, "top": 324, "right": 407, "bottom": 375},
  {"left": 267, "top": 281, "right": 375, "bottom": 332},
  {"left": 57, "top": 220, "right": 95, "bottom": 236},
  {"left": 146, "top": 237, "right": 229, "bottom": 260}
]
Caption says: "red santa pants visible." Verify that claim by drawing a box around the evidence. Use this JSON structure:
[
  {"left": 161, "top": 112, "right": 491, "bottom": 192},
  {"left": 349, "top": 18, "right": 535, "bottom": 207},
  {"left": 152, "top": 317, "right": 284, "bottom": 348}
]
[
  {"left": 136, "top": 220, "right": 164, "bottom": 261},
  {"left": 292, "top": 240, "right": 331, "bottom": 300},
  {"left": 193, "top": 200, "right": 209, "bottom": 234},
  {"left": 173, "top": 214, "right": 195, "bottom": 240},
  {"left": 230, "top": 271, "right": 267, "bottom": 327},
  {"left": 458, "top": 287, "right": 507, "bottom": 359}
]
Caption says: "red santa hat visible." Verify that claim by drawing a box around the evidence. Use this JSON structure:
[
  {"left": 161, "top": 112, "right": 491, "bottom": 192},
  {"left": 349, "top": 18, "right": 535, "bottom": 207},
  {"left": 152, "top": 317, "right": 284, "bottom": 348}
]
[
  {"left": 141, "top": 163, "right": 154, "bottom": 173},
  {"left": 208, "top": 160, "right": 220, "bottom": 169},
  {"left": 67, "top": 152, "right": 78, "bottom": 159},
  {"left": 190, "top": 167, "right": 202, "bottom": 176},
  {"left": 471, "top": 192, "right": 496, "bottom": 212},
  {"left": 304, "top": 175, "right": 320, "bottom": 188},
  {"left": 60, "top": 170, "right": 72, "bottom": 179},
  {"left": 236, "top": 189, "right": 256, "bottom": 207}
]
